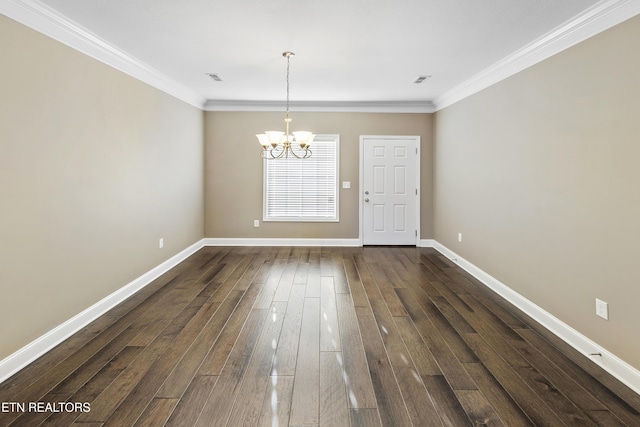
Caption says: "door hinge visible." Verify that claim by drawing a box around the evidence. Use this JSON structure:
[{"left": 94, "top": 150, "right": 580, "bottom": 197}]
[
  {"left": 415, "top": 230, "right": 417, "bottom": 236},
  {"left": 415, "top": 189, "right": 418, "bottom": 195}
]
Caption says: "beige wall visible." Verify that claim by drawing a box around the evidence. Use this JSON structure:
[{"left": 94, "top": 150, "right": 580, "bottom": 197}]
[
  {"left": 0, "top": 16, "right": 204, "bottom": 360},
  {"left": 434, "top": 15, "right": 640, "bottom": 368},
  {"left": 204, "top": 111, "right": 433, "bottom": 239}
]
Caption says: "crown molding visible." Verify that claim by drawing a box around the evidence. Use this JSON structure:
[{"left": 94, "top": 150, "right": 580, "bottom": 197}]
[
  {"left": 204, "top": 100, "right": 436, "bottom": 113},
  {"left": 0, "top": 0, "right": 206, "bottom": 109},
  {"left": 433, "top": 0, "right": 640, "bottom": 111},
  {"left": 3, "top": 0, "right": 639, "bottom": 114}
]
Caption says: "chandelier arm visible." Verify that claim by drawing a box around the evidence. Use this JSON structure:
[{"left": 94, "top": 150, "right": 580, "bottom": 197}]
[
  {"left": 288, "top": 147, "right": 312, "bottom": 159},
  {"left": 272, "top": 145, "right": 286, "bottom": 159}
]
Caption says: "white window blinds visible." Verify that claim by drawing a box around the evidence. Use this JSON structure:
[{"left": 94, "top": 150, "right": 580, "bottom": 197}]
[{"left": 263, "top": 135, "right": 339, "bottom": 222}]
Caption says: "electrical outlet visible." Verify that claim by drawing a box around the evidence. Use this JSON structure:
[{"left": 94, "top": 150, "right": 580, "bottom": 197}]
[
  {"left": 159, "top": 238, "right": 164, "bottom": 249},
  {"left": 458, "top": 232, "right": 463, "bottom": 243},
  {"left": 254, "top": 220, "right": 260, "bottom": 228},
  {"left": 342, "top": 181, "right": 351, "bottom": 189},
  {"left": 595, "top": 298, "right": 608, "bottom": 320}
]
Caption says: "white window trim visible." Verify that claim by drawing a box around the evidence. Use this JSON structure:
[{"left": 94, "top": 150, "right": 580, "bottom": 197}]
[{"left": 263, "top": 134, "right": 340, "bottom": 222}]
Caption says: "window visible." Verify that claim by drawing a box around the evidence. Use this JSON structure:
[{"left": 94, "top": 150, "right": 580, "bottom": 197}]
[{"left": 264, "top": 134, "right": 339, "bottom": 222}]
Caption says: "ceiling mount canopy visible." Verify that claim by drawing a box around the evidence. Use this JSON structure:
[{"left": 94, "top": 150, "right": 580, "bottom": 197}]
[{"left": 257, "top": 52, "right": 314, "bottom": 159}]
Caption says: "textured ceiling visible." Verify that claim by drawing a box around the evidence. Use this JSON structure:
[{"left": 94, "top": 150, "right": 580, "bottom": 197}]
[{"left": 31, "top": 0, "right": 604, "bottom": 107}]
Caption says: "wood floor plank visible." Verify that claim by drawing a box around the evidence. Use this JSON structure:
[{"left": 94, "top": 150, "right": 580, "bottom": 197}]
[
  {"left": 272, "top": 258, "right": 299, "bottom": 302},
  {"left": 367, "top": 261, "right": 408, "bottom": 316},
  {"left": 74, "top": 330, "right": 174, "bottom": 423},
  {"left": 419, "top": 254, "right": 452, "bottom": 283},
  {"left": 430, "top": 293, "right": 476, "bottom": 333},
  {"left": 320, "top": 246, "right": 334, "bottom": 276},
  {"left": 463, "top": 333, "right": 566, "bottom": 426},
  {"left": 305, "top": 249, "right": 322, "bottom": 298},
  {"left": 254, "top": 259, "right": 286, "bottom": 309},
  {"left": 435, "top": 289, "right": 531, "bottom": 369},
  {"left": 292, "top": 261, "right": 309, "bottom": 286},
  {"left": 207, "top": 254, "right": 257, "bottom": 303},
  {"left": 155, "top": 290, "right": 243, "bottom": 398},
  {"left": 586, "top": 409, "right": 628, "bottom": 426},
  {"left": 349, "top": 408, "right": 382, "bottom": 427},
  {"left": 82, "top": 300, "right": 208, "bottom": 424},
  {"left": 330, "top": 248, "right": 350, "bottom": 294},
  {"left": 227, "top": 302, "right": 287, "bottom": 426},
  {"left": 289, "top": 297, "right": 321, "bottom": 425},
  {"left": 196, "top": 281, "right": 264, "bottom": 376},
  {"left": 257, "top": 376, "right": 294, "bottom": 427},
  {"left": 473, "top": 293, "right": 530, "bottom": 330},
  {"left": 342, "top": 256, "right": 369, "bottom": 307},
  {"left": 164, "top": 375, "right": 218, "bottom": 427},
  {"left": 463, "top": 362, "right": 534, "bottom": 426},
  {"left": 395, "top": 252, "right": 443, "bottom": 298},
  {"left": 393, "top": 316, "right": 442, "bottom": 376},
  {"left": 514, "top": 365, "right": 597, "bottom": 426},
  {"left": 230, "top": 251, "right": 268, "bottom": 291},
  {"left": 422, "top": 375, "right": 472, "bottom": 426},
  {"left": 410, "top": 289, "right": 479, "bottom": 364},
  {"left": 356, "top": 308, "right": 413, "bottom": 427},
  {"left": 335, "top": 293, "right": 378, "bottom": 409},
  {"left": 271, "top": 285, "right": 305, "bottom": 376},
  {"left": 455, "top": 389, "right": 505, "bottom": 427},
  {"left": 320, "top": 352, "right": 350, "bottom": 426},
  {"left": 320, "top": 277, "right": 341, "bottom": 352},
  {"left": 48, "top": 324, "right": 148, "bottom": 397},
  {"left": 513, "top": 303, "right": 640, "bottom": 411},
  {"left": 395, "top": 288, "right": 478, "bottom": 390},
  {"left": 101, "top": 298, "right": 228, "bottom": 426},
  {"left": 516, "top": 328, "right": 640, "bottom": 426},
  {"left": 131, "top": 397, "right": 178, "bottom": 427},
  {"left": 387, "top": 249, "right": 413, "bottom": 282},
  {"left": 352, "top": 254, "right": 384, "bottom": 301},
  {"left": 505, "top": 328, "right": 609, "bottom": 412},
  {"left": 369, "top": 299, "right": 442, "bottom": 426},
  {"left": 193, "top": 308, "right": 269, "bottom": 427},
  {"left": 40, "top": 346, "right": 144, "bottom": 426}
]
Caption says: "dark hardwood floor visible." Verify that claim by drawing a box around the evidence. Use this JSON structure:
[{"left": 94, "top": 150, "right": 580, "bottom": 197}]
[{"left": 1, "top": 246, "right": 639, "bottom": 426}]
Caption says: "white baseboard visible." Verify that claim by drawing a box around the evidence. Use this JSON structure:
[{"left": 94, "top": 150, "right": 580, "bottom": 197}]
[
  {"left": 432, "top": 241, "right": 640, "bottom": 396},
  {"left": 419, "top": 239, "right": 436, "bottom": 248},
  {"left": 0, "top": 239, "right": 205, "bottom": 384},
  {"left": 203, "top": 237, "right": 362, "bottom": 247}
]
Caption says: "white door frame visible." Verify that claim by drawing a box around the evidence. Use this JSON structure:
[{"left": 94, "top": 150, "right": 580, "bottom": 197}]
[{"left": 359, "top": 135, "right": 421, "bottom": 246}]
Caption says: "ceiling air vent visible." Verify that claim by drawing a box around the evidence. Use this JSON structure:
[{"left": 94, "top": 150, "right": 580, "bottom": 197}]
[{"left": 413, "top": 75, "right": 431, "bottom": 84}]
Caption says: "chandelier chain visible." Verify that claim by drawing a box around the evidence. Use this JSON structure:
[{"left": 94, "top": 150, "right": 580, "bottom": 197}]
[{"left": 285, "top": 53, "right": 291, "bottom": 117}]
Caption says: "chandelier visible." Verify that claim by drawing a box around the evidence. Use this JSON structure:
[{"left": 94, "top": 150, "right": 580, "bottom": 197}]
[{"left": 256, "top": 52, "right": 314, "bottom": 159}]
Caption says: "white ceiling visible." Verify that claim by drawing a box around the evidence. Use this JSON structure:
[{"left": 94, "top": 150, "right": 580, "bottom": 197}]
[{"left": 5, "top": 0, "right": 638, "bottom": 111}]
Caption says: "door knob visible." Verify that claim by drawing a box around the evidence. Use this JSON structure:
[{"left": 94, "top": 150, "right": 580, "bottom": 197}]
[{"left": 364, "top": 198, "right": 370, "bottom": 202}]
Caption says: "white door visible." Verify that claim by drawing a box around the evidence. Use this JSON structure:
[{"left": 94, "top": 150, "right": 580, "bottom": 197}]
[{"left": 361, "top": 136, "right": 420, "bottom": 245}]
